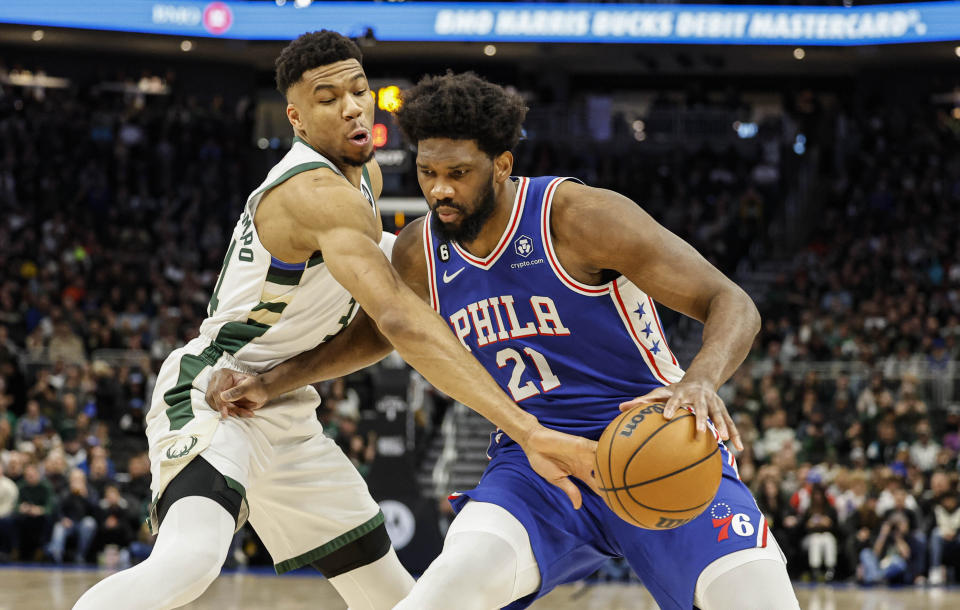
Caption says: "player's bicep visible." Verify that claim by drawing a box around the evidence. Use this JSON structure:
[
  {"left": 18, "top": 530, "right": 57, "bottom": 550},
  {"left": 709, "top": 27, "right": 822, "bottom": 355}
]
[
  {"left": 557, "top": 183, "right": 730, "bottom": 322},
  {"left": 320, "top": 227, "right": 409, "bottom": 323}
]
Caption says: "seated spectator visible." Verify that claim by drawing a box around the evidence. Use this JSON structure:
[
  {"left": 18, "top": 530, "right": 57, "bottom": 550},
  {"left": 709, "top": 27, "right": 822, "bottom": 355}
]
[
  {"left": 859, "top": 511, "right": 913, "bottom": 585},
  {"left": 910, "top": 421, "right": 940, "bottom": 474},
  {"left": 0, "top": 462, "right": 18, "bottom": 562},
  {"left": 46, "top": 468, "right": 97, "bottom": 564},
  {"left": 928, "top": 491, "right": 960, "bottom": 586},
  {"left": 43, "top": 451, "right": 70, "bottom": 497},
  {"left": 801, "top": 483, "right": 839, "bottom": 581},
  {"left": 15, "top": 399, "right": 49, "bottom": 448},
  {"left": 15, "top": 462, "right": 55, "bottom": 561},
  {"left": 92, "top": 484, "right": 134, "bottom": 565}
]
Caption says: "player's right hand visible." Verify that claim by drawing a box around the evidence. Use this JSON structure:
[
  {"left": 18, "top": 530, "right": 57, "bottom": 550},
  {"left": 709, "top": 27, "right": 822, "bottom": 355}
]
[
  {"left": 521, "top": 427, "right": 600, "bottom": 510},
  {"left": 205, "top": 369, "right": 268, "bottom": 419}
]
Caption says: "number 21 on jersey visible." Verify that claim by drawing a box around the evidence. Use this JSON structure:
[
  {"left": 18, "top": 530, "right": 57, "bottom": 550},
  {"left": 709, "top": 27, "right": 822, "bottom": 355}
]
[{"left": 496, "top": 347, "right": 560, "bottom": 401}]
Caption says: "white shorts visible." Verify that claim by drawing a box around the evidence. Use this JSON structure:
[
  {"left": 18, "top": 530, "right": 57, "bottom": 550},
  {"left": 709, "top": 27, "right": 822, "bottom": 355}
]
[{"left": 145, "top": 335, "right": 382, "bottom": 573}]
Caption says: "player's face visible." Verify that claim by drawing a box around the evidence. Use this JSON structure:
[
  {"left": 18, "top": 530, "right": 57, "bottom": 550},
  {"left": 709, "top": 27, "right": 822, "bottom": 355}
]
[
  {"left": 286, "top": 59, "right": 374, "bottom": 168},
  {"left": 416, "top": 138, "right": 499, "bottom": 243}
]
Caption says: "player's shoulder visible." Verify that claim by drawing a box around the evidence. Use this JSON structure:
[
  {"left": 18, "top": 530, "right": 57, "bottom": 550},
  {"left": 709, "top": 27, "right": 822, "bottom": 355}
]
[
  {"left": 392, "top": 217, "right": 427, "bottom": 268},
  {"left": 271, "top": 167, "right": 373, "bottom": 227}
]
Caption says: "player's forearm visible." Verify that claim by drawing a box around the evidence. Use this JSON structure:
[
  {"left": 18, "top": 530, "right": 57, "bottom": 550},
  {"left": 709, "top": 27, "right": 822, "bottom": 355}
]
[
  {"left": 684, "top": 288, "right": 760, "bottom": 390},
  {"left": 260, "top": 311, "right": 392, "bottom": 399},
  {"left": 375, "top": 297, "right": 540, "bottom": 444}
]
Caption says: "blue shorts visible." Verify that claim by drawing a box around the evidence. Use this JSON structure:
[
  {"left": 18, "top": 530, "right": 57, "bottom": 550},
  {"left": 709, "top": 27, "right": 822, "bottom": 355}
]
[{"left": 449, "top": 436, "right": 769, "bottom": 610}]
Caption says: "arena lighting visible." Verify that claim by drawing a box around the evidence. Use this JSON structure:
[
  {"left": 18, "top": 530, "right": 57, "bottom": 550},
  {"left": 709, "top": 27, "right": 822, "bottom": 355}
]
[
  {"left": 372, "top": 123, "right": 388, "bottom": 148},
  {"left": 377, "top": 86, "right": 401, "bottom": 112},
  {"left": 955, "top": 45, "right": 960, "bottom": 58},
  {"left": 2, "top": 1, "right": 958, "bottom": 45},
  {"left": 180, "top": 39, "right": 193, "bottom": 52},
  {"left": 484, "top": 44, "right": 497, "bottom": 56},
  {"left": 31, "top": 29, "right": 43, "bottom": 41},
  {"left": 793, "top": 47, "right": 806, "bottom": 60}
]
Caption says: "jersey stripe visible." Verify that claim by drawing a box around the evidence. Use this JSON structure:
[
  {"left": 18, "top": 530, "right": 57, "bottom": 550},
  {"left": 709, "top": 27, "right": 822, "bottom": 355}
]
[
  {"left": 647, "top": 295, "right": 678, "bottom": 366},
  {"left": 423, "top": 214, "right": 440, "bottom": 313},
  {"left": 540, "top": 177, "right": 611, "bottom": 296},
  {"left": 452, "top": 177, "right": 529, "bottom": 269},
  {"left": 610, "top": 280, "right": 673, "bottom": 385}
]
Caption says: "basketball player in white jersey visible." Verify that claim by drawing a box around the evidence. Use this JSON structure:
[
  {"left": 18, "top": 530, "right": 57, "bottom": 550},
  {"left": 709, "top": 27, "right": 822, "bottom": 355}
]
[{"left": 72, "top": 32, "right": 597, "bottom": 610}]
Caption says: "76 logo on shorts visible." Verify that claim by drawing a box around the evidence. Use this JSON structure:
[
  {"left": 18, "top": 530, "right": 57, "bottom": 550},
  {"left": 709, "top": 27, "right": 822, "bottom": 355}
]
[{"left": 710, "top": 502, "right": 754, "bottom": 542}]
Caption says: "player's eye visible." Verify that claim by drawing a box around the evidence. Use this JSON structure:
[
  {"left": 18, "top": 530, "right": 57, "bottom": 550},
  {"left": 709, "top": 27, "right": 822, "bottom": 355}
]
[
  {"left": 451, "top": 170, "right": 466, "bottom": 178},
  {"left": 317, "top": 99, "right": 335, "bottom": 105},
  {"left": 354, "top": 89, "right": 368, "bottom": 96}
]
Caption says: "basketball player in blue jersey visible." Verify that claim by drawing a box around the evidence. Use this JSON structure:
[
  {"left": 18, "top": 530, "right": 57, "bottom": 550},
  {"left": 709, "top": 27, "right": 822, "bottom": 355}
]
[
  {"left": 208, "top": 72, "right": 798, "bottom": 608},
  {"left": 72, "top": 35, "right": 599, "bottom": 610}
]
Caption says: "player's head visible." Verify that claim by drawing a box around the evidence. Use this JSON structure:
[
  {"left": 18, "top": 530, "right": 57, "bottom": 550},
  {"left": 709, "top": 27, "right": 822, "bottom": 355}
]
[
  {"left": 395, "top": 71, "right": 528, "bottom": 242},
  {"left": 276, "top": 30, "right": 374, "bottom": 168}
]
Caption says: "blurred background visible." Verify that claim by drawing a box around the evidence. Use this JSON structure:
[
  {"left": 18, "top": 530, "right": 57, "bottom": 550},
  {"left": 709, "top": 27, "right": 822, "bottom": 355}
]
[{"left": 1, "top": 0, "right": 960, "bottom": 599}]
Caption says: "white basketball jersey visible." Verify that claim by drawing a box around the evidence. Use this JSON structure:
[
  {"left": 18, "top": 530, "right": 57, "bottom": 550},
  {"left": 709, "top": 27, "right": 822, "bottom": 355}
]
[{"left": 197, "top": 137, "right": 381, "bottom": 371}]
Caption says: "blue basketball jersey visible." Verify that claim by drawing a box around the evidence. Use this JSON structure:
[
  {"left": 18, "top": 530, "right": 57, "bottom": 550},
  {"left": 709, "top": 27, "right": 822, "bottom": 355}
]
[{"left": 423, "top": 176, "right": 687, "bottom": 440}]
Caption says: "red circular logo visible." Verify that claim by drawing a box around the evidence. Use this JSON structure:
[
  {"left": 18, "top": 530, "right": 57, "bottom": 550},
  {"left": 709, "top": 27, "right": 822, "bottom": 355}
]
[{"left": 203, "top": 2, "right": 233, "bottom": 35}]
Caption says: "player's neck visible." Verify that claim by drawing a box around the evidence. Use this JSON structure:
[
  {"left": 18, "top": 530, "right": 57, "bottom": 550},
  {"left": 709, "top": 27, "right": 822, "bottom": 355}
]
[
  {"left": 458, "top": 178, "right": 518, "bottom": 258},
  {"left": 295, "top": 133, "right": 363, "bottom": 188}
]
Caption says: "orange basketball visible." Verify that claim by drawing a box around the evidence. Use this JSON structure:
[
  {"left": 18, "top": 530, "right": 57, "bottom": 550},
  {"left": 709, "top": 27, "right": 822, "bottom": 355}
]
[{"left": 595, "top": 402, "right": 722, "bottom": 529}]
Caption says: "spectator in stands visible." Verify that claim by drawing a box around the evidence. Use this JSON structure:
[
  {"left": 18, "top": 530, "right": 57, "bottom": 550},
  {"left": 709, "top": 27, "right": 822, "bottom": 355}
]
[
  {"left": 15, "top": 462, "right": 54, "bottom": 561},
  {"left": 92, "top": 484, "right": 134, "bottom": 563},
  {"left": 859, "top": 510, "right": 914, "bottom": 585},
  {"left": 43, "top": 451, "right": 69, "bottom": 497},
  {"left": 15, "top": 399, "right": 49, "bottom": 448},
  {"left": 0, "top": 461, "right": 18, "bottom": 562},
  {"left": 911, "top": 420, "right": 941, "bottom": 473},
  {"left": 928, "top": 490, "right": 960, "bottom": 586},
  {"left": 801, "top": 483, "right": 839, "bottom": 581},
  {"left": 46, "top": 468, "right": 97, "bottom": 564}
]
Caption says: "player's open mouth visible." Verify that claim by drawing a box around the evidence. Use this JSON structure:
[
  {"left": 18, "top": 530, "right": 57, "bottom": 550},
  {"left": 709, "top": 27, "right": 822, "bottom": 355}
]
[{"left": 348, "top": 129, "right": 370, "bottom": 146}]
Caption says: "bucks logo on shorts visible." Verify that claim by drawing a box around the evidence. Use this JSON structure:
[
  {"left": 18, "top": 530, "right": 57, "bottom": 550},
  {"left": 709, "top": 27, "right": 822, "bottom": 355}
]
[{"left": 166, "top": 435, "right": 199, "bottom": 459}]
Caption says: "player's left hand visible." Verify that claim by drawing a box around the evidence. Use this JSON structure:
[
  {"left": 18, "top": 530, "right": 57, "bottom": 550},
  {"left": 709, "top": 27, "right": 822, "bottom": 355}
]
[{"left": 619, "top": 380, "right": 743, "bottom": 451}]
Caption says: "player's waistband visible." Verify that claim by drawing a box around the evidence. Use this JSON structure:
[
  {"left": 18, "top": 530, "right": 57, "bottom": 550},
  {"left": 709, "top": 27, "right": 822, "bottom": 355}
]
[{"left": 187, "top": 333, "right": 259, "bottom": 375}]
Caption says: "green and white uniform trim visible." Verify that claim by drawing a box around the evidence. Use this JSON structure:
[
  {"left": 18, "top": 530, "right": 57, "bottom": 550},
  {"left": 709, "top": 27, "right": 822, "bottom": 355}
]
[{"left": 144, "top": 139, "right": 390, "bottom": 560}]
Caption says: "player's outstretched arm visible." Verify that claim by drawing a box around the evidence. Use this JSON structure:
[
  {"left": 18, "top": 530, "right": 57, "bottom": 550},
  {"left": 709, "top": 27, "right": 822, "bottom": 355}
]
[
  {"left": 291, "top": 181, "right": 597, "bottom": 507},
  {"left": 206, "top": 308, "right": 392, "bottom": 417},
  {"left": 551, "top": 182, "right": 760, "bottom": 450}
]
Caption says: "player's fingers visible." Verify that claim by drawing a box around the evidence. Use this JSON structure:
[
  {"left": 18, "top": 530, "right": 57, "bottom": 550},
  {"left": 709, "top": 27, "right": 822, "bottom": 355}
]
[
  {"left": 691, "top": 392, "right": 708, "bottom": 434},
  {"left": 709, "top": 396, "right": 729, "bottom": 441},
  {"left": 554, "top": 476, "right": 583, "bottom": 510},
  {"left": 722, "top": 407, "right": 743, "bottom": 452},
  {"left": 620, "top": 387, "right": 672, "bottom": 412},
  {"left": 662, "top": 392, "right": 687, "bottom": 420},
  {"left": 221, "top": 379, "right": 252, "bottom": 403}
]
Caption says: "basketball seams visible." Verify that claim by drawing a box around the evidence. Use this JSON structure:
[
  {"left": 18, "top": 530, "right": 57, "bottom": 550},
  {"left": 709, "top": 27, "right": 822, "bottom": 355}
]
[
  {"left": 616, "top": 445, "right": 720, "bottom": 491},
  {"left": 623, "top": 412, "right": 694, "bottom": 475},
  {"left": 597, "top": 404, "right": 722, "bottom": 528},
  {"left": 601, "top": 408, "right": 638, "bottom": 526}
]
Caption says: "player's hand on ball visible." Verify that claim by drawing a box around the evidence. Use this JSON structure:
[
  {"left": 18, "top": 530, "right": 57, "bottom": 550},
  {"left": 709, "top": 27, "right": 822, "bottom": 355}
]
[
  {"left": 521, "top": 427, "right": 600, "bottom": 509},
  {"left": 206, "top": 368, "right": 268, "bottom": 419},
  {"left": 619, "top": 380, "right": 743, "bottom": 452}
]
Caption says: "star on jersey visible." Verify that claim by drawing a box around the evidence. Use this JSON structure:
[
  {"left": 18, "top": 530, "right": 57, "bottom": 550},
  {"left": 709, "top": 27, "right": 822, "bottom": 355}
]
[
  {"left": 642, "top": 322, "right": 653, "bottom": 338},
  {"left": 633, "top": 303, "right": 646, "bottom": 318},
  {"left": 651, "top": 340, "right": 661, "bottom": 355}
]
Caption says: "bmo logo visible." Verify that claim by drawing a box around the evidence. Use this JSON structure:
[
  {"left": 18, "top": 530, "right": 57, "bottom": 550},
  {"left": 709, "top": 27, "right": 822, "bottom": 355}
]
[
  {"left": 710, "top": 502, "right": 755, "bottom": 542},
  {"left": 203, "top": 2, "right": 233, "bottom": 35}
]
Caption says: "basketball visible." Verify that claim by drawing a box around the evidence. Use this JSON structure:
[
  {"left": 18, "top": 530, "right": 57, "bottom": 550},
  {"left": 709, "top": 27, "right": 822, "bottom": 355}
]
[{"left": 595, "top": 403, "right": 722, "bottom": 530}]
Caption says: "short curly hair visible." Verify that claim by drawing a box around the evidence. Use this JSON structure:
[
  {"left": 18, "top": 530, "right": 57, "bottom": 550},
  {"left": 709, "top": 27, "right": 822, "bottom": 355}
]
[
  {"left": 395, "top": 72, "right": 528, "bottom": 158},
  {"left": 275, "top": 30, "right": 363, "bottom": 95}
]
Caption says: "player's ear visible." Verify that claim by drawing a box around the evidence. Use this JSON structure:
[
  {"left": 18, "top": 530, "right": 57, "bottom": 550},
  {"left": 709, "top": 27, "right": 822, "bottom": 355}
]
[
  {"left": 286, "top": 102, "right": 301, "bottom": 131},
  {"left": 493, "top": 150, "right": 513, "bottom": 183}
]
